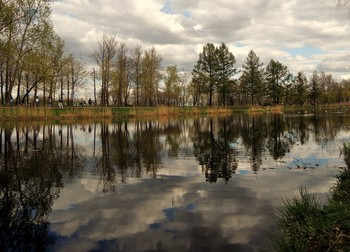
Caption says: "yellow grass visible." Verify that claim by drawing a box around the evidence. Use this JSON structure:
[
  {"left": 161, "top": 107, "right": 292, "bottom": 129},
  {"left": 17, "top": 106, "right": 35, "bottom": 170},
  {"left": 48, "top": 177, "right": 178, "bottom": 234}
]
[
  {"left": 0, "top": 105, "right": 285, "bottom": 123},
  {"left": 126, "top": 106, "right": 201, "bottom": 117},
  {"left": 0, "top": 106, "right": 113, "bottom": 121},
  {"left": 127, "top": 106, "right": 232, "bottom": 117},
  {"left": 248, "top": 105, "right": 283, "bottom": 114}
]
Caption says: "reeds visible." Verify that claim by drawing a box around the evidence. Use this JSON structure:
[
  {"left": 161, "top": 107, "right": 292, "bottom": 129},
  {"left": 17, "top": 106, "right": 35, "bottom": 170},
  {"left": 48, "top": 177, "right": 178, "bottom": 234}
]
[
  {"left": 122, "top": 106, "right": 232, "bottom": 118},
  {"left": 0, "top": 106, "right": 50, "bottom": 119},
  {"left": 248, "top": 105, "right": 283, "bottom": 113},
  {"left": 0, "top": 106, "right": 113, "bottom": 121},
  {"left": 0, "top": 105, "right": 297, "bottom": 122}
]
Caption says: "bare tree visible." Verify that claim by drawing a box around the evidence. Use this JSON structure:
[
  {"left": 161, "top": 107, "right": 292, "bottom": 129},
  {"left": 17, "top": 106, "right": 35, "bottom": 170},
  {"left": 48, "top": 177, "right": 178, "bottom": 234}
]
[
  {"left": 178, "top": 70, "right": 191, "bottom": 106},
  {"left": 92, "top": 34, "right": 117, "bottom": 106},
  {"left": 114, "top": 42, "right": 131, "bottom": 107},
  {"left": 130, "top": 45, "right": 143, "bottom": 106},
  {"left": 64, "top": 54, "right": 87, "bottom": 106}
]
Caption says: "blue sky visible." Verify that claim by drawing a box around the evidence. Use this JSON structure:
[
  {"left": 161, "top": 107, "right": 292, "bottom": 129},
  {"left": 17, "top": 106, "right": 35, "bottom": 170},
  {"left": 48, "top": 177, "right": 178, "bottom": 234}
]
[
  {"left": 283, "top": 46, "right": 325, "bottom": 58},
  {"left": 161, "top": 1, "right": 175, "bottom": 14},
  {"left": 51, "top": 0, "right": 350, "bottom": 79}
]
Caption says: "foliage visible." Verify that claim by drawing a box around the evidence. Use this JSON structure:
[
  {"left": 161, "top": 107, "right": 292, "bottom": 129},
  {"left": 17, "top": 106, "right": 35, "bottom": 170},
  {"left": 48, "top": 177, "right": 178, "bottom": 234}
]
[
  {"left": 140, "top": 47, "right": 163, "bottom": 106},
  {"left": 265, "top": 59, "right": 291, "bottom": 105},
  {"left": 291, "top": 72, "right": 309, "bottom": 106},
  {"left": 192, "top": 43, "right": 237, "bottom": 106},
  {"left": 189, "top": 43, "right": 350, "bottom": 108},
  {"left": 163, "top": 65, "right": 180, "bottom": 106},
  {"left": 0, "top": 0, "right": 89, "bottom": 107},
  {"left": 216, "top": 43, "right": 237, "bottom": 106},
  {"left": 192, "top": 43, "right": 218, "bottom": 106},
  {"left": 271, "top": 144, "right": 350, "bottom": 251},
  {"left": 240, "top": 50, "right": 265, "bottom": 105}
]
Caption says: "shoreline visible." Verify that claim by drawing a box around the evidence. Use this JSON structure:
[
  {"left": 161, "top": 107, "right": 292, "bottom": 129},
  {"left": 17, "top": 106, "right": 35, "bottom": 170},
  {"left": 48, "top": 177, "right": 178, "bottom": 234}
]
[{"left": 0, "top": 104, "right": 349, "bottom": 122}]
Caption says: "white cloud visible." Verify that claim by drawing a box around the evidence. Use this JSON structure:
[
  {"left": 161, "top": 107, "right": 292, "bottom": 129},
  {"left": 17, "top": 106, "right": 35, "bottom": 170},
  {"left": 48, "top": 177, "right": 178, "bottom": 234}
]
[{"left": 51, "top": 0, "right": 350, "bottom": 79}]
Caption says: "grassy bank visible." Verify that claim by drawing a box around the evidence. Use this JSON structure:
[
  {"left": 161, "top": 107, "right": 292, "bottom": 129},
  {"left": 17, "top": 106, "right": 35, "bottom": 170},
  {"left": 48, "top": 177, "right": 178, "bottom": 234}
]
[
  {"left": 0, "top": 106, "right": 114, "bottom": 120},
  {"left": 271, "top": 143, "right": 350, "bottom": 251},
  {"left": 0, "top": 106, "right": 237, "bottom": 121},
  {"left": 0, "top": 104, "right": 349, "bottom": 122}
]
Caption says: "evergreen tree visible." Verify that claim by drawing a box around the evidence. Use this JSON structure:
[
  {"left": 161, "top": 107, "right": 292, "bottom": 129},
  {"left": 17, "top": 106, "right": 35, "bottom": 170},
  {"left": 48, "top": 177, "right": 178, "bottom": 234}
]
[
  {"left": 292, "top": 71, "right": 308, "bottom": 106},
  {"left": 192, "top": 42, "right": 237, "bottom": 106},
  {"left": 216, "top": 43, "right": 237, "bottom": 106},
  {"left": 265, "top": 59, "right": 290, "bottom": 105},
  {"left": 192, "top": 43, "right": 218, "bottom": 106},
  {"left": 240, "top": 50, "right": 264, "bottom": 105}
]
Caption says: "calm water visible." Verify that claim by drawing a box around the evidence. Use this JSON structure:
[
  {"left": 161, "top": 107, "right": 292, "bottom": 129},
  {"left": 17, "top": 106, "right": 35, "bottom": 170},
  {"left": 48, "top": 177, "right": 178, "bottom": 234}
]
[{"left": 0, "top": 113, "right": 349, "bottom": 252}]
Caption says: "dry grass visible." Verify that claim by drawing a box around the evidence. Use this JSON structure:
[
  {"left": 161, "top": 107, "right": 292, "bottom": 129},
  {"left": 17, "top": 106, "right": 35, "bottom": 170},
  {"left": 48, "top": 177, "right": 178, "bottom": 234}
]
[
  {"left": 0, "top": 106, "right": 114, "bottom": 121},
  {"left": 59, "top": 107, "right": 113, "bottom": 119},
  {"left": 248, "top": 105, "right": 283, "bottom": 114},
  {"left": 157, "top": 106, "right": 173, "bottom": 116},
  {"left": 0, "top": 106, "right": 240, "bottom": 122},
  {"left": 126, "top": 106, "right": 205, "bottom": 118},
  {"left": 270, "top": 105, "right": 283, "bottom": 113},
  {"left": 206, "top": 107, "right": 232, "bottom": 115},
  {"left": 0, "top": 105, "right": 285, "bottom": 122},
  {"left": 0, "top": 107, "right": 48, "bottom": 120}
]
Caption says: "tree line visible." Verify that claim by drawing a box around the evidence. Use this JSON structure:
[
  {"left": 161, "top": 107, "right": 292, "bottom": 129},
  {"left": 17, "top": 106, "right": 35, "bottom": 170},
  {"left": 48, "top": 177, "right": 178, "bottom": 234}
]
[
  {"left": 1, "top": 0, "right": 349, "bottom": 107},
  {"left": 87, "top": 39, "right": 350, "bottom": 107},
  {"left": 191, "top": 43, "right": 350, "bottom": 107}
]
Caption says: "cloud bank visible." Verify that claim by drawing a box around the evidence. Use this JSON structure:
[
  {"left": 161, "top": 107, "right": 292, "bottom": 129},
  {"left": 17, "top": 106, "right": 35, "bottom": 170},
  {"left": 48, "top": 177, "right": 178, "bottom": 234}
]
[{"left": 52, "top": 0, "right": 350, "bottom": 79}]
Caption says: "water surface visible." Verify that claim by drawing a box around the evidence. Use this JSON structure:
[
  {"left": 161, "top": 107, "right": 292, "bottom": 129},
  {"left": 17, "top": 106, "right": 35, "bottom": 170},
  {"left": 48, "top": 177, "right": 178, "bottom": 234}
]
[{"left": 0, "top": 113, "right": 348, "bottom": 251}]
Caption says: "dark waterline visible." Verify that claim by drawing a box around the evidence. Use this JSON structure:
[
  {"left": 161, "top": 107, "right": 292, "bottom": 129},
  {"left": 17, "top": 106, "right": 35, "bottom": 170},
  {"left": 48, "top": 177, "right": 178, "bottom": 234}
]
[{"left": 0, "top": 113, "right": 347, "bottom": 251}]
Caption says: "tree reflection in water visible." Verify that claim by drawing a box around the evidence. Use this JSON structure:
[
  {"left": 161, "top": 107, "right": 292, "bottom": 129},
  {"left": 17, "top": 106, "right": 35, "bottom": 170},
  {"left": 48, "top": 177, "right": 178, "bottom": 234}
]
[
  {"left": 96, "top": 121, "right": 163, "bottom": 192},
  {"left": 193, "top": 113, "right": 348, "bottom": 182},
  {"left": 194, "top": 117, "right": 239, "bottom": 183},
  {"left": 0, "top": 124, "right": 85, "bottom": 251},
  {"left": 0, "top": 113, "right": 349, "bottom": 249}
]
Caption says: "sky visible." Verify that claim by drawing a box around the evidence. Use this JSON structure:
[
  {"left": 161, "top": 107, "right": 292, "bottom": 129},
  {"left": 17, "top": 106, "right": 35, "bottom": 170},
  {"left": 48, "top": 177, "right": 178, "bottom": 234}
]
[{"left": 51, "top": 0, "right": 350, "bottom": 80}]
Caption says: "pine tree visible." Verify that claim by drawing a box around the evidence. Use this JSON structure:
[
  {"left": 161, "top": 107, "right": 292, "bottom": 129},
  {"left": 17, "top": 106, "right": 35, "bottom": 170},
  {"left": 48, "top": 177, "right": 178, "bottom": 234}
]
[
  {"left": 293, "top": 71, "right": 308, "bottom": 106},
  {"left": 192, "top": 43, "right": 218, "bottom": 106},
  {"left": 240, "top": 50, "right": 264, "bottom": 105},
  {"left": 216, "top": 43, "right": 237, "bottom": 106},
  {"left": 192, "top": 43, "right": 237, "bottom": 106},
  {"left": 265, "top": 59, "right": 290, "bottom": 105}
]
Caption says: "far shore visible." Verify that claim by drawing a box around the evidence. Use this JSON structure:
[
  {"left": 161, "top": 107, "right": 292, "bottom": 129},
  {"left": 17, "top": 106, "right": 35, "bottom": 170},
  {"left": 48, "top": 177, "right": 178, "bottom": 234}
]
[{"left": 0, "top": 104, "right": 349, "bottom": 122}]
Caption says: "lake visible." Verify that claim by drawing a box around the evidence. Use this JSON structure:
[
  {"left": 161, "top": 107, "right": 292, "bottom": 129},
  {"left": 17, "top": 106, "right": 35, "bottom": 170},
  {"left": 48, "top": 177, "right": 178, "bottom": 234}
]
[{"left": 0, "top": 113, "right": 348, "bottom": 251}]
